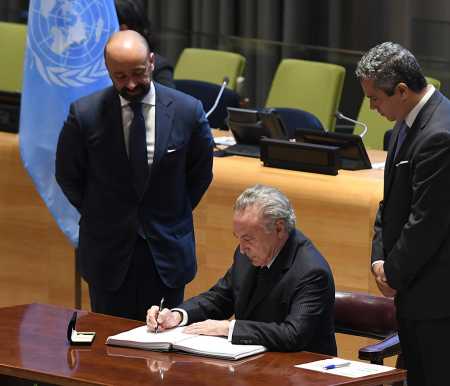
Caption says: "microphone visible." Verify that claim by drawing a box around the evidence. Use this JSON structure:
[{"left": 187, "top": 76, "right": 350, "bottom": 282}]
[
  {"left": 335, "top": 111, "right": 368, "bottom": 138},
  {"left": 205, "top": 76, "right": 229, "bottom": 118}
]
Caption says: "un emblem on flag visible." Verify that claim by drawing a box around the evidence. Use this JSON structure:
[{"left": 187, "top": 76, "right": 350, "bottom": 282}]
[{"left": 28, "top": 0, "right": 117, "bottom": 87}]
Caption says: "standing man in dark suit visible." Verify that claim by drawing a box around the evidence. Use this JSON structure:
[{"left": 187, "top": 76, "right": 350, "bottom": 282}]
[
  {"left": 147, "top": 185, "right": 336, "bottom": 354},
  {"left": 356, "top": 42, "right": 450, "bottom": 386},
  {"left": 56, "top": 30, "right": 214, "bottom": 321}
]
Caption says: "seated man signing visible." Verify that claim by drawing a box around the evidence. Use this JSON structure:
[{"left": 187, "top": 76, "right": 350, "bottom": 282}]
[{"left": 147, "top": 184, "right": 336, "bottom": 354}]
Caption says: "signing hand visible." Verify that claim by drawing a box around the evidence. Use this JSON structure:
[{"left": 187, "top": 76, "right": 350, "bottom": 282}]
[
  {"left": 372, "top": 261, "right": 396, "bottom": 298},
  {"left": 146, "top": 307, "right": 181, "bottom": 332},
  {"left": 183, "top": 319, "right": 230, "bottom": 337}
]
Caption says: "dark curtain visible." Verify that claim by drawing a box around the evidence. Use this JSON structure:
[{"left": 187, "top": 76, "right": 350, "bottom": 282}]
[
  {"left": 0, "top": 0, "right": 28, "bottom": 22},
  {"left": 1, "top": 0, "right": 449, "bottom": 116}
]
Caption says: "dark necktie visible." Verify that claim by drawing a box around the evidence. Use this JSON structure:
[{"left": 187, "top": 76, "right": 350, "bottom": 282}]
[
  {"left": 129, "top": 102, "right": 149, "bottom": 194},
  {"left": 250, "top": 267, "right": 270, "bottom": 304},
  {"left": 393, "top": 121, "right": 408, "bottom": 159}
]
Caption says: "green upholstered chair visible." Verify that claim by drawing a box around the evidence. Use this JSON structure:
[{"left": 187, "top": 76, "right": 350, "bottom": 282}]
[
  {"left": 357, "top": 76, "right": 441, "bottom": 150},
  {"left": 265, "top": 59, "right": 346, "bottom": 131},
  {"left": 0, "top": 21, "right": 27, "bottom": 93},
  {"left": 174, "top": 48, "right": 246, "bottom": 91}
]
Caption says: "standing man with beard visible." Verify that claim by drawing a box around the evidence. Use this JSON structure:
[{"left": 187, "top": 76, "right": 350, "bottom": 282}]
[{"left": 56, "top": 30, "right": 214, "bottom": 321}]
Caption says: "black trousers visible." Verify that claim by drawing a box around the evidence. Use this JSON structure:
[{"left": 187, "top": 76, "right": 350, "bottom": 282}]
[
  {"left": 398, "top": 315, "right": 450, "bottom": 386},
  {"left": 88, "top": 236, "right": 184, "bottom": 322}
]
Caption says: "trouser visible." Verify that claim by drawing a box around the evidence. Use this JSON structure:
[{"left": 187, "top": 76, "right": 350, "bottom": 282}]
[
  {"left": 88, "top": 236, "right": 184, "bottom": 322},
  {"left": 397, "top": 315, "right": 450, "bottom": 386}
]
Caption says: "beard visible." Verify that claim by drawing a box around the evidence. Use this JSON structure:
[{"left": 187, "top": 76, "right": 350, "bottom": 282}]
[{"left": 118, "top": 82, "right": 150, "bottom": 102}]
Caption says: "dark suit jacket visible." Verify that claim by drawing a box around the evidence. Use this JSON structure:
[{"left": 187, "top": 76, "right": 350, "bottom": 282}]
[
  {"left": 56, "top": 83, "right": 214, "bottom": 291},
  {"left": 179, "top": 229, "right": 337, "bottom": 354},
  {"left": 371, "top": 90, "right": 450, "bottom": 319}
]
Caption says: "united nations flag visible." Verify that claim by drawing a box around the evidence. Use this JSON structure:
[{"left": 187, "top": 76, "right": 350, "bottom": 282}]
[{"left": 19, "top": 0, "right": 118, "bottom": 245}]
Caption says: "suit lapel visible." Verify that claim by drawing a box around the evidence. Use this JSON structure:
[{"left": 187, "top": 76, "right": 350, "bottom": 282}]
[
  {"left": 384, "top": 90, "right": 443, "bottom": 201},
  {"left": 383, "top": 121, "right": 402, "bottom": 199},
  {"left": 103, "top": 88, "right": 135, "bottom": 183},
  {"left": 234, "top": 265, "right": 258, "bottom": 319},
  {"left": 153, "top": 83, "right": 175, "bottom": 165}
]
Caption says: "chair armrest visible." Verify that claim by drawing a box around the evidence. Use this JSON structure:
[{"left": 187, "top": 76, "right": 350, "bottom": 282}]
[{"left": 359, "top": 333, "right": 401, "bottom": 364}]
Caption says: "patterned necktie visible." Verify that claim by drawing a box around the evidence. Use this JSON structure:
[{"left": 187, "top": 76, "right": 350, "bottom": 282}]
[
  {"left": 393, "top": 121, "right": 408, "bottom": 159},
  {"left": 129, "top": 102, "right": 149, "bottom": 194}
]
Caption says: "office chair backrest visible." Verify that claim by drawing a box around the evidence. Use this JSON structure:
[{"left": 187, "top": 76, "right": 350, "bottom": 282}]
[
  {"left": 265, "top": 59, "right": 345, "bottom": 131},
  {"left": 334, "top": 291, "right": 397, "bottom": 340},
  {"left": 174, "top": 48, "right": 246, "bottom": 91},
  {"left": 358, "top": 76, "right": 441, "bottom": 150},
  {"left": 174, "top": 79, "right": 241, "bottom": 129},
  {"left": 0, "top": 22, "right": 27, "bottom": 93},
  {"left": 270, "top": 107, "right": 323, "bottom": 139}
]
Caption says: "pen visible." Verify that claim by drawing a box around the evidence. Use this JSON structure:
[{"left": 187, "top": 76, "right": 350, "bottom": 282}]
[
  {"left": 323, "top": 361, "right": 351, "bottom": 370},
  {"left": 155, "top": 297, "right": 164, "bottom": 333}
]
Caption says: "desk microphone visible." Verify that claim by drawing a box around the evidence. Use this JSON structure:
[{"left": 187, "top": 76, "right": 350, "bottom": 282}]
[
  {"left": 205, "top": 76, "right": 229, "bottom": 118},
  {"left": 335, "top": 111, "right": 368, "bottom": 138}
]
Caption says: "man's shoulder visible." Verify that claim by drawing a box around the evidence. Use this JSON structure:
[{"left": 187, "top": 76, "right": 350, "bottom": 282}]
[
  {"left": 72, "top": 86, "right": 116, "bottom": 108},
  {"left": 154, "top": 82, "right": 200, "bottom": 108}
]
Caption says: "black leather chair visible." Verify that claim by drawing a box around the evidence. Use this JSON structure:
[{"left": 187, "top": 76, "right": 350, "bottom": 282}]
[
  {"left": 174, "top": 79, "right": 241, "bottom": 130},
  {"left": 335, "top": 291, "right": 403, "bottom": 370},
  {"left": 270, "top": 107, "right": 324, "bottom": 139}
]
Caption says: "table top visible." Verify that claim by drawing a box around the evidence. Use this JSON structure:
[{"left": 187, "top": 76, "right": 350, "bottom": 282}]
[{"left": 0, "top": 303, "right": 405, "bottom": 386}]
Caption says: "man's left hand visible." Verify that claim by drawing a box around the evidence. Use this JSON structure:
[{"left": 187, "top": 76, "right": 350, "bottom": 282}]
[
  {"left": 373, "top": 261, "right": 396, "bottom": 297},
  {"left": 183, "top": 320, "right": 230, "bottom": 337}
]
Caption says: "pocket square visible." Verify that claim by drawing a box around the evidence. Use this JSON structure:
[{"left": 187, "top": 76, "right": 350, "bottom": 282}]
[
  {"left": 166, "top": 148, "right": 177, "bottom": 153},
  {"left": 395, "top": 160, "right": 409, "bottom": 167}
]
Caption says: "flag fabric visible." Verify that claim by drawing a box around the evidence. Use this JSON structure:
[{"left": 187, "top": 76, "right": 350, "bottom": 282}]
[{"left": 19, "top": 0, "right": 118, "bottom": 246}]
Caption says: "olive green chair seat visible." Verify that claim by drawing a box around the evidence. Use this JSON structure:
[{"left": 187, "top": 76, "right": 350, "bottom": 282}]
[
  {"left": 174, "top": 48, "right": 246, "bottom": 91},
  {"left": 0, "top": 21, "right": 27, "bottom": 93},
  {"left": 357, "top": 76, "right": 441, "bottom": 150},
  {"left": 265, "top": 59, "right": 346, "bottom": 131}
]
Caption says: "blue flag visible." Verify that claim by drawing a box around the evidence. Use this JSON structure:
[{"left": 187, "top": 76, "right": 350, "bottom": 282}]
[{"left": 19, "top": 0, "right": 118, "bottom": 246}]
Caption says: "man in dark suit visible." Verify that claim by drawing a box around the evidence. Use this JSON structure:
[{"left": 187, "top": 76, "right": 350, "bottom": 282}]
[
  {"left": 147, "top": 185, "right": 336, "bottom": 354},
  {"left": 55, "top": 30, "right": 214, "bottom": 321},
  {"left": 356, "top": 42, "right": 450, "bottom": 386}
]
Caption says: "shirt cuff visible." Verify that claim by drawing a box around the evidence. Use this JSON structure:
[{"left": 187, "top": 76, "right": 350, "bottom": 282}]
[
  {"left": 228, "top": 319, "right": 236, "bottom": 342},
  {"left": 372, "top": 260, "right": 384, "bottom": 269},
  {"left": 171, "top": 308, "right": 188, "bottom": 326}
]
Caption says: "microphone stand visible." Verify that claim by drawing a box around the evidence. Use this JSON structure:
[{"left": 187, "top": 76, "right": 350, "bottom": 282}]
[
  {"left": 335, "top": 111, "right": 368, "bottom": 138},
  {"left": 206, "top": 76, "right": 229, "bottom": 118}
]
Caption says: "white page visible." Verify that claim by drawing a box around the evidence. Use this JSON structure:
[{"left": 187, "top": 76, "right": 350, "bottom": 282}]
[
  {"left": 107, "top": 326, "right": 194, "bottom": 346},
  {"left": 214, "top": 136, "right": 236, "bottom": 146},
  {"left": 174, "top": 334, "right": 266, "bottom": 360},
  {"left": 295, "top": 358, "right": 396, "bottom": 378}
]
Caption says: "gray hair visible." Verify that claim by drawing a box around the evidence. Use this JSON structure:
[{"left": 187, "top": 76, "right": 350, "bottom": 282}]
[
  {"left": 355, "top": 42, "right": 426, "bottom": 95},
  {"left": 234, "top": 185, "right": 296, "bottom": 233}
]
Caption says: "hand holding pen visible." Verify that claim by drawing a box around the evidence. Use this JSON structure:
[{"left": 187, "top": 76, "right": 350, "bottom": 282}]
[
  {"left": 146, "top": 299, "right": 182, "bottom": 332},
  {"left": 154, "top": 297, "right": 165, "bottom": 333}
]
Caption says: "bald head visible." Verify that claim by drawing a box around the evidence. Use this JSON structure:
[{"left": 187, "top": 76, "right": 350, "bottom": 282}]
[
  {"left": 105, "top": 30, "right": 150, "bottom": 65},
  {"left": 104, "top": 30, "right": 154, "bottom": 102}
]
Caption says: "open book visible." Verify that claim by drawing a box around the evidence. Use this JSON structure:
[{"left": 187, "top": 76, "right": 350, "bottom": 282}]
[{"left": 106, "top": 326, "right": 266, "bottom": 360}]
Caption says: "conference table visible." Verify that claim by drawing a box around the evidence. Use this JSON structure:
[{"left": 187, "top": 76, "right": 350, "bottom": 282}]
[{"left": 0, "top": 303, "right": 405, "bottom": 385}]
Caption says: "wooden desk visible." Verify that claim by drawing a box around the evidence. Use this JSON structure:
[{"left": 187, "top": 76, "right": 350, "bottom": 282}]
[{"left": 0, "top": 303, "right": 405, "bottom": 386}]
